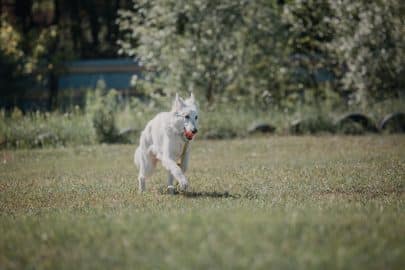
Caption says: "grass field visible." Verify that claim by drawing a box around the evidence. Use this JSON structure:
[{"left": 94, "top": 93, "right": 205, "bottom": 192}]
[{"left": 1, "top": 136, "right": 404, "bottom": 269}]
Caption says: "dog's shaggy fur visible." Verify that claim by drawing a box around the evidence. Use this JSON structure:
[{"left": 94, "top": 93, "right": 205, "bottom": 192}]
[{"left": 134, "top": 93, "right": 199, "bottom": 193}]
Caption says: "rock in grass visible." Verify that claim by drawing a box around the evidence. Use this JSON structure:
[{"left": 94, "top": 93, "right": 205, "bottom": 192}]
[
  {"left": 335, "top": 113, "right": 378, "bottom": 134},
  {"left": 248, "top": 123, "right": 276, "bottom": 134},
  {"left": 379, "top": 112, "right": 405, "bottom": 133}
]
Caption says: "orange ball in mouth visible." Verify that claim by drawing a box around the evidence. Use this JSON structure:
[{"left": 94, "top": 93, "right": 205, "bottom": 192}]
[{"left": 184, "top": 130, "right": 195, "bottom": 140}]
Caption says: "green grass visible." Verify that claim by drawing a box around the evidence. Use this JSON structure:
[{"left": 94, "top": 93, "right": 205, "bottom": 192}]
[{"left": 1, "top": 136, "right": 404, "bottom": 269}]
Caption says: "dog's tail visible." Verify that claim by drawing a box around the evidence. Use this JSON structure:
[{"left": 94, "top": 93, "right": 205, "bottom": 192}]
[
  {"left": 134, "top": 146, "right": 141, "bottom": 168},
  {"left": 134, "top": 128, "right": 150, "bottom": 168}
]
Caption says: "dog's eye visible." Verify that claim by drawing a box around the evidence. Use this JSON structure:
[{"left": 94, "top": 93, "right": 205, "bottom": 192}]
[
  {"left": 185, "top": 115, "right": 190, "bottom": 119},
  {"left": 195, "top": 116, "right": 198, "bottom": 120}
]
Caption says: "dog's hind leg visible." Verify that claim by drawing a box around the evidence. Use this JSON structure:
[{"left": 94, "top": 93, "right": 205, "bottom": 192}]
[
  {"left": 134, "top": 146, "right": 157, "bottom": 193},
  {"left": 147, "top": 145, "right": 176, "bottom": 194},
  {"left": 137, "top": 160, "right": 156, "bottom": 193},
  {"left": 134, "top": 147, "right": 145, "bottom": 192},
  {"left": 138, "top": 175, "right": 146, "bottom": 192}
]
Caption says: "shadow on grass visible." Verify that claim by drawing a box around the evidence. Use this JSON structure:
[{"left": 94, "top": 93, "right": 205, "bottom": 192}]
[{"left": 158, "top": 188, "right": 241, "bottom": 199}]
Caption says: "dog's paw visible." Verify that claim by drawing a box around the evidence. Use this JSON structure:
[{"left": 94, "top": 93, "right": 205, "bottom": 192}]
[
  {"left": 167, "top": 185, "right": 175, "bottom": 195},
  {"left": 179, "top": 180, "right": 189, "bottom": 191},
  {"left": 138, "top": 185, "right": 146, "bottom": 194}
]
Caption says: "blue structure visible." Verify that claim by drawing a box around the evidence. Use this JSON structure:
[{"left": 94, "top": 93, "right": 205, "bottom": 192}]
[{"left": 58, "top": 59, "right": 142, "bottom": 90}]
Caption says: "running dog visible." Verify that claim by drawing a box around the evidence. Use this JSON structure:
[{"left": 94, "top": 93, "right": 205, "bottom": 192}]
[{"left": 134, "top": 93, "right": 199, "bottom": 193}]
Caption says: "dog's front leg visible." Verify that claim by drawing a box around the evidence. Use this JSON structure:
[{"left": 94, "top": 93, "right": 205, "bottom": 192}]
[
  {"left": 166, "top": 147, "right": 188, "bottom": 193},
  {"left": 161, "top": 135, "right": 188, "bottom": 190},
  {"left": 180, "top": 148, "right": 190, "bottom": 173},
  {"left": 166, "top": 146, "right": 189, "bottom": 194},
  {"left": 161, "top": 157, "right": 188, "bottom": 191}
]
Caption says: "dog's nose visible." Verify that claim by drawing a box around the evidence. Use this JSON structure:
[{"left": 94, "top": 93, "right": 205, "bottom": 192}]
[{"left": 192, "top": 128, "right": 198, "bottom": 134}]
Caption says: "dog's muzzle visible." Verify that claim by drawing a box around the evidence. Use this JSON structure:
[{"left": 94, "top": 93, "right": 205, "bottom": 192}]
[{"left": 183, "top": 128, "right": 197, "bottom": 140}]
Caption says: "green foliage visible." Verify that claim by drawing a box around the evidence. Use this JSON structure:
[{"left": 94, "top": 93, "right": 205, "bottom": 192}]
[
  {"left": 0, "top": 16, "right": 30, "bottom": 98},
  {"left": 1, "top": 1, "right": 133, "bottom": 110},
  {"left": 0, "top": 88, "right": 403, "bottom": 149},
  {"left": 118, "top": 0, "right": 287, "bottom": 105},
  {"left": 336, "top": 120, "right": 367, "bottom": 135},
  {"left": 86, "top": 82, "right": 122, "bottom": 143},
  {"left": 0, "top": 108, "right": 94, "bottom": 148},
  {"left": 327, "top": 0, "right": 404, "bottom": 107},
  {"left": 0, "top": 15, "right": 65, "bottom": 108},
  {"left": 118, "top": 0, "right": 404, "bottom": 109},
  {"left": 290, "top": 116, "right": 336, "bottom": 135}
]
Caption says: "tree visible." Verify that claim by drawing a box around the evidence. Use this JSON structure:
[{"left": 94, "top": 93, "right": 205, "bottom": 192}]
[
  {"left": 281, "top": 0, "right": 339, "bottom": 108},
  {"left": 118, "top": 0, "right": 287, "bottom": 106},
  {"left": 0, "top": 0, "right": 133, "bottom": 110},
  {"left": 327, "top": 0, "right": 405, "bottom": 108},
  {"left": 118, "top": 0, "right": 404, "bottom": 110}
]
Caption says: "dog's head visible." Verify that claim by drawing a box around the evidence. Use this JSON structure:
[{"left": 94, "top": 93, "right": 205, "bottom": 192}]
[{"left": 171, "top": 93, "right": 199, "bottom": 141}]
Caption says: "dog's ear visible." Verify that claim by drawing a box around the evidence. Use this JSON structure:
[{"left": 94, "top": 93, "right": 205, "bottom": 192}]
[
  {"left": 185, "top": 92, "right": 196, "bottom": 106},
  {"left": 172, "top": 93, "right": 185, "bottom": 112},
  {"left": 189, "top": 92, "right": 195, "bottom": 104}
]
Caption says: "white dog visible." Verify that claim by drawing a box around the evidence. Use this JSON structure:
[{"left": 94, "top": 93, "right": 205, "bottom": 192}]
[{"left": 134, "top": 93, "right": 199, "bottom": 193}]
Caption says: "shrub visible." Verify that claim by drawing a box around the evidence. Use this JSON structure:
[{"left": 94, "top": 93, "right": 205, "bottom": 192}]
[
  {"left": 0, "top": 108, "right": 95, "bottom": 148},
  {"left": 0, "top": 93, "right": 403, "bottom": 149},
  {"left": 86, "top": 84, "right": 122, "bottom": 143},
  {"left": 290, "top": 116, "right": 335, "bottom": 135}
]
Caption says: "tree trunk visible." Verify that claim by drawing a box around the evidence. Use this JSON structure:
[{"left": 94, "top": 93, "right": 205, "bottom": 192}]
[
  {"left": 206, "top": 78, "right": 214, "bottom": 104},
  {"left": 70, "top": 0, "right": 83, "bottom": 56},
  {"left": 48, "top": 71, "right": 58, "bottom": 110},
  {"left": 89, "top": 13, "right": 100, "bottom": 55},
  {"left": 15, "top": 0, "right": 33, "bottom": 34}
]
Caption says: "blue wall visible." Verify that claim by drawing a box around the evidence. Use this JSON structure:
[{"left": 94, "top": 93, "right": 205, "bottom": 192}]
[{"left": 58, "top": 59, "right": 142, "bottom": 90}]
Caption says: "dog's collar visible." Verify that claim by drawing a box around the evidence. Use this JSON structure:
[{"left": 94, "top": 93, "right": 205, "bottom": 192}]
[
  {"left": 180, "top": 134, "right": 188, "bottom": 143},
  {"left": 180, "top": 140, "right": 189, "bottom": 163}
]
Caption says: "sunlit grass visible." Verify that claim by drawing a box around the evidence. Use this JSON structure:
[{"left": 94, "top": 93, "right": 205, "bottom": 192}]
[{"left": 0, "top": 136, "right": 404, "bottom": 269}]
